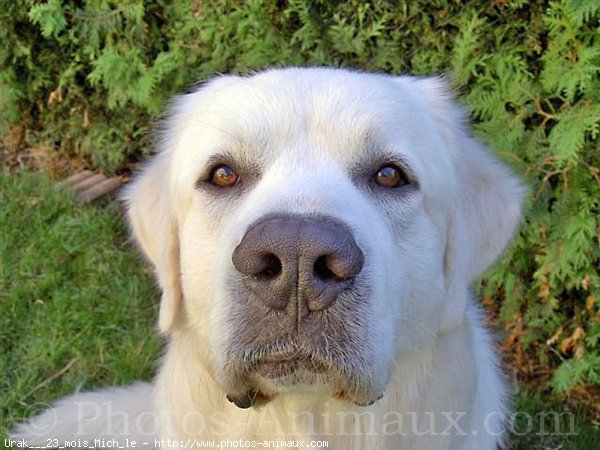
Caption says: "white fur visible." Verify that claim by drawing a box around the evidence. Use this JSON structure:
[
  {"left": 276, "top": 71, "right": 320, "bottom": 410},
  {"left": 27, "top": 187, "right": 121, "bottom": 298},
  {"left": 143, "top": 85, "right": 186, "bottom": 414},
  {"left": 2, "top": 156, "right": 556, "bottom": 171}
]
[{"left": 12, "top": 67, "right": 523, "bottom": 449}]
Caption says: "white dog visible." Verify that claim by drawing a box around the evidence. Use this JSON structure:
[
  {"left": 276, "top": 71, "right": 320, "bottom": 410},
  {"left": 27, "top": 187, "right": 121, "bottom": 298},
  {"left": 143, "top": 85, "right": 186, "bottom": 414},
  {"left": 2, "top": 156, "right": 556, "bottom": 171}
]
[{"left": 13, "top": 67, "right": 523, "bottom": 450}]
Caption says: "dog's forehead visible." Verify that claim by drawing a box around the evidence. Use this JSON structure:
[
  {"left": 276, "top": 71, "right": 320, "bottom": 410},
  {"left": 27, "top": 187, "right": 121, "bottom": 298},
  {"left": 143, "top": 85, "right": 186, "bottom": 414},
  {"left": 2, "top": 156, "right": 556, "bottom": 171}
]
[
  {"left": 187, "top": 69, "right": 424, "bottom": 159},
  {"left": 208, "top": 68, "right": 400, "bottom": 119},
  {"left": 170, "top": 68, "right": 455, "bottom": 197}
]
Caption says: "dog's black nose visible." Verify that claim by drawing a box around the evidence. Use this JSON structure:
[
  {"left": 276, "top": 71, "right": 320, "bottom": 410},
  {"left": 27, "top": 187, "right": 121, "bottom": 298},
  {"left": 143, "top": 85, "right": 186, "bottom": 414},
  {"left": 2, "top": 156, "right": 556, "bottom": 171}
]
[{"left": 232, "top": 216, "right": 364, "bottom": 312}]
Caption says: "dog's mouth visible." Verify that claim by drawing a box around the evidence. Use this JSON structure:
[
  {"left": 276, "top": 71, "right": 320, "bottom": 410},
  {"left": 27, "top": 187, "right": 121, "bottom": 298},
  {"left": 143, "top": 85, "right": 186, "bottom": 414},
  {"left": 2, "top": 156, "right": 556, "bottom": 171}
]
[
  {"left": 224, "top": 345, "right": 384, "bottom": 410},
  {"left": 253, "top": 349, "right": 329, "bottom": 379}
]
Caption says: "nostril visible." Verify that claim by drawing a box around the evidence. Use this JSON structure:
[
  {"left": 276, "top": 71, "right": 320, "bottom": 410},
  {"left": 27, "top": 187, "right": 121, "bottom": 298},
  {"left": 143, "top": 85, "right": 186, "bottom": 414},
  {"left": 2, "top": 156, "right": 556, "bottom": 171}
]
[
  {"left": 257, "top": 253, "right": 282, "bottom": 279},
  {"left": 314, "top": 249, "right": 364, "bottom": 283},
  {"left": 314, "top": 255, "right": 343, "bottom": 282}
]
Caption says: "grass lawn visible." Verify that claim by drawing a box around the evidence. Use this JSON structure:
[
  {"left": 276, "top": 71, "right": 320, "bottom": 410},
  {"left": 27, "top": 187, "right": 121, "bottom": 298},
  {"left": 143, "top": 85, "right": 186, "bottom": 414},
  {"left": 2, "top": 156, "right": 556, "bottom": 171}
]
[
  {"left": 1, "top": 171, "right": 598, "bottom": 448},
  {"left": 0, "top": 171, "right": 160, "bottom": 439}
]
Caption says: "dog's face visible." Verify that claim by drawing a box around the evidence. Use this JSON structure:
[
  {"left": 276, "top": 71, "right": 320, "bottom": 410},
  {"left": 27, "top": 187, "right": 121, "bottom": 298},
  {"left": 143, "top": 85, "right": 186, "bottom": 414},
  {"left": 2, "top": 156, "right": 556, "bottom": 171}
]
[{"left": 125, "top": 68, "right": 522, "bottom": 409}]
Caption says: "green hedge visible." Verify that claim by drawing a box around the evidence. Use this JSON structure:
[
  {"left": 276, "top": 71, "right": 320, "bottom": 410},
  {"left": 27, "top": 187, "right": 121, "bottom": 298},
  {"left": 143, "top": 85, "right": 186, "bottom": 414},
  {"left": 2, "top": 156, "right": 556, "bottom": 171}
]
[{"left": 1, "top": 1, "right": 598, "bottom": 398}]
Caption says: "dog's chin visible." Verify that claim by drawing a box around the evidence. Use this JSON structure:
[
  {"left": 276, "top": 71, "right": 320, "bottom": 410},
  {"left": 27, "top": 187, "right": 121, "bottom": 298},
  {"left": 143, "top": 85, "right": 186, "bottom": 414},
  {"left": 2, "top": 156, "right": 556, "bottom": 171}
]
[{"left": 224, "top": 354, "right": 384, "bottom": 409}]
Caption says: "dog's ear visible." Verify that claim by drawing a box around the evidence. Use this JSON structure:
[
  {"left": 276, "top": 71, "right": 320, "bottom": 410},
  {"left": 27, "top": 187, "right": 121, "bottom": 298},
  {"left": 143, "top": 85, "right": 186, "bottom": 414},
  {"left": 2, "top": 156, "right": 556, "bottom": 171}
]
[
  {"left": 410, "top": 77, "right": 525, "bottom": 334},
  {"left": 441, "top": 136, "right": 524, "bottom": 334},
  {"left": 123, "top": 152, "right": 182, "bottom": 333}
]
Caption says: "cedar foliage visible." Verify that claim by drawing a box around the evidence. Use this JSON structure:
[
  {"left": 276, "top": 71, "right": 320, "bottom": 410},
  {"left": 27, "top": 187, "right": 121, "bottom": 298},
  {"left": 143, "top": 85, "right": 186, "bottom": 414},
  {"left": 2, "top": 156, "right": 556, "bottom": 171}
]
[{"left": 1, "top": 1, "right": 598, "bottom": 399}]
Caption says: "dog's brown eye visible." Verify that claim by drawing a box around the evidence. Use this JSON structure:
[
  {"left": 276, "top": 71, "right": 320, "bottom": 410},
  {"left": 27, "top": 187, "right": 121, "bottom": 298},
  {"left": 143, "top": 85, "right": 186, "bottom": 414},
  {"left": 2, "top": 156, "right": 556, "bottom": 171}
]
[
  {"left": 373, "top": 165, "right": 406, "bottom": 188},
  {"left": 210, "top": 165, "right": 239, "bottom": 187}
]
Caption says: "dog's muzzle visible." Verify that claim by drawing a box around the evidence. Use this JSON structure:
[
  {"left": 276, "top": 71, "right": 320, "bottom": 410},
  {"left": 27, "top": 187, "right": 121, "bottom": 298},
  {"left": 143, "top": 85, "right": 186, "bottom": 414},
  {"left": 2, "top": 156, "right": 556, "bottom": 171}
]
[{"left": 224, "top": 215, "right": 379, "bottom": 409}]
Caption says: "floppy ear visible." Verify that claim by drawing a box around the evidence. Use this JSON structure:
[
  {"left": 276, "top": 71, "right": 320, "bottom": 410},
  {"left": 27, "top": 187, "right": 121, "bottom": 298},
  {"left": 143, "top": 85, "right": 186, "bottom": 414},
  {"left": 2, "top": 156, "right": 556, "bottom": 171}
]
[
  {"left": 410, "top": 77, "right": 525, "bottom": 334},
  {"left": 441, "top": 137, "right": 524, "bottom": 334},
  {"left": 123, "top": 152, "right": 182, "bottom": 333}
]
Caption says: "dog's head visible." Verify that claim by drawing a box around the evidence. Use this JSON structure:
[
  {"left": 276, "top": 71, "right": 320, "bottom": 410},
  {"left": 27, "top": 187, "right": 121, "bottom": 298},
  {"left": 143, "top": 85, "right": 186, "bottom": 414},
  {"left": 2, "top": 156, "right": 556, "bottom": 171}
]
[{"left": 124, "top": 68, "right": 523, "bottom": 408}]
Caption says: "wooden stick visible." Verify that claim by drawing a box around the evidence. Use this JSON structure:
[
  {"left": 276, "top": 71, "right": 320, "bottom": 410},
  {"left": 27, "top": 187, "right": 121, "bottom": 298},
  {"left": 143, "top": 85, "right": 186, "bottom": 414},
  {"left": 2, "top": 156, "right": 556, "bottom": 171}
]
[
  {"left": 77, "top": 177, "right": 122, "bottom": 203},
  {"left": 72, "top": 173, "right": 106, "bottom": 192},
  {"left": 55, "top": 170, "right": 94, "bottom": 189}
]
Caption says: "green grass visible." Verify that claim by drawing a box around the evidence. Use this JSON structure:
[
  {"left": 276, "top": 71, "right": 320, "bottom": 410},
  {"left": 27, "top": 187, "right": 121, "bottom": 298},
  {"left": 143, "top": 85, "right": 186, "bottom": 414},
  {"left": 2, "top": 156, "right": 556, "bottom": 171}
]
[
  {"left": 0, "top": 171, "right": 160, "bottom": 437},
  {"left": 508, "top": 390, "right": 598, "bottom": 449},
  {"left": 1, "top": 171, "right": 597, "bottom": 448}
]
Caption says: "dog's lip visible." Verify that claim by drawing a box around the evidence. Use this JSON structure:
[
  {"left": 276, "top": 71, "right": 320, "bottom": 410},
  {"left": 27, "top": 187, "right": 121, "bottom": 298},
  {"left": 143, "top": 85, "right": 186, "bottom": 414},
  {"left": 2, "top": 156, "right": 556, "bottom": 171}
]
[
  {"left": 252, "top": 350, "right": 328, "bottom": 379},
  {"left": 259, "top": 349, "right": 301, "bottom": 363}
]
